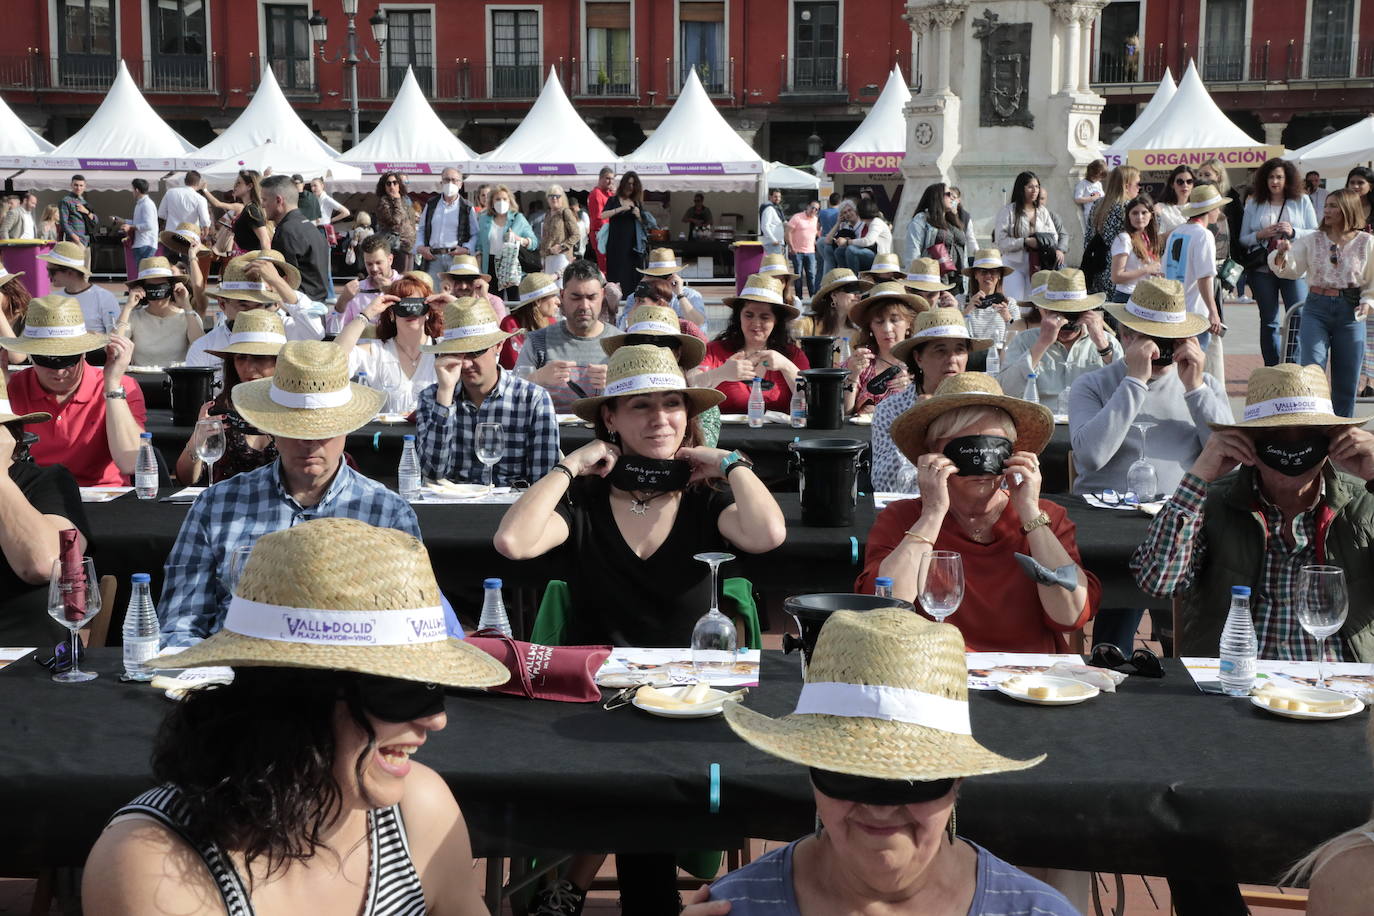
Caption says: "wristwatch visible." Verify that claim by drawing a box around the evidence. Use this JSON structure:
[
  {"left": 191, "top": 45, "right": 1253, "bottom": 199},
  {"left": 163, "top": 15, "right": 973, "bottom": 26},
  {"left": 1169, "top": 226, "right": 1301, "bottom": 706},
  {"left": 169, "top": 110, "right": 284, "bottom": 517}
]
[
  {"left": 1021, "top": 511, "right": 1052, "bottom": 534},
  {"left": 104, "top": 386, "right": 127, "bottom": 400},
  {"left": 719, "top": 450, "right": 755, "bottom": 478}
]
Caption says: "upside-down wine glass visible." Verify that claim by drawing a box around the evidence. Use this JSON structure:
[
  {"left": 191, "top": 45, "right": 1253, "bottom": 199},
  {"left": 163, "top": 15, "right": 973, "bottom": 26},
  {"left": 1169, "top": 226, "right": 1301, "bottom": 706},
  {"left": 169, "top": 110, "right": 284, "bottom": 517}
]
[
  {"left": 47, "top": 557, "right": 101, "bottom": 683},
  {"left": 919, "top": 551, "right": 965, "bottom": 623},
  {"left": 691, "top": 552, "right": 738, "bottom": 676},
  {"left": 1125, "top": 421, "right": 1158, "bottom": 503},
  {"left": 1296, "top": 565, "right": 1349, "bottom": 689}
]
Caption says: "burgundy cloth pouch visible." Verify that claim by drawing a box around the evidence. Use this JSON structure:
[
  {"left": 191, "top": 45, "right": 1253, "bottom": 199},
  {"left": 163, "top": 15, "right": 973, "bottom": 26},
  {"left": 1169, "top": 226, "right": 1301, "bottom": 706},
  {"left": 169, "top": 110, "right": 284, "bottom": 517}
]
[{"left": 468, "top": 630, "right": 612, "bottom": 702}]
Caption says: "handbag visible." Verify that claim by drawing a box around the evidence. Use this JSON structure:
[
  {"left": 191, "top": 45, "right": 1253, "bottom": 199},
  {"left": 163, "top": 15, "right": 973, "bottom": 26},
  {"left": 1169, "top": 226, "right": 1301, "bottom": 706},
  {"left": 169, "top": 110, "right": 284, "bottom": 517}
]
[
  {"left": 1032, "top": 232, "right": 1062, "bottom": 271},
  {"left": 467, "top": 630, "right": 612, "bottom": 702},
  {"left": 517, "top": 241, "right": 541, "bottom": 274},
  {"left": 495, "top": 239, "right": 523, "bottom": 289},
  {"left": 1080, "top": 232, "right": 1110, "bottom": 281},
  {"left": 927, "top": 241, "right": 957, "bottom": 275},
  {"left": 1217, "top": 257, "right": 1243, "bottom": 291}
]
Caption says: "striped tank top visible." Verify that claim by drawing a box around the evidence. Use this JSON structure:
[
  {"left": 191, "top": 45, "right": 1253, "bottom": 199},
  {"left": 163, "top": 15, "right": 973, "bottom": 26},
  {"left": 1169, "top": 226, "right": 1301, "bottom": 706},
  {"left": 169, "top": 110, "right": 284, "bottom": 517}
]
[{"left": 111, "top": 784, "right": 427, "bottom": 915}]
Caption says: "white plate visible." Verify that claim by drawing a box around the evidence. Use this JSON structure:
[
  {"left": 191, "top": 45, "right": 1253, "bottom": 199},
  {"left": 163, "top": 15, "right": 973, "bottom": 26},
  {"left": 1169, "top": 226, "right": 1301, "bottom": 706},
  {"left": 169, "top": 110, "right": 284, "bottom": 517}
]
[
  {"left": 1250, "top": 687, "right": 1366, "bottom": 721},
  {"left": 719, "top": 414, "right": 751, "bottom": 424},
  {"left": 632, "top": 685, "right": 731, "bottom": 718},
  {"left": 426, "top": 483, "right": 490, "bottom": 499},
  {"left": 556, "top": 414, "right": 586, "bottom": 426},
  {"left": 848, "top": 415, "right": 873, "bottom": 426},
  {"left": 995, "top": 674, "right": 1099, "bottom": 706},
  {"left": 373, "top": 413, "right": 411, "bottom": 424}
]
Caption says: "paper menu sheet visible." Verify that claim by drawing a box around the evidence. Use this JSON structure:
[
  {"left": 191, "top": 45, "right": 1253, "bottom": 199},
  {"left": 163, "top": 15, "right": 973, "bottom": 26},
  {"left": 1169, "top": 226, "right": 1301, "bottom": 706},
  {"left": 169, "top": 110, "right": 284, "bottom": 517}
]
[
  {"left": 966, "top": 653, "right": 1085, "bottom": 690},
  {"left": 1183, "top": 657, "right": 1374, "bottom": 699},
  {"left": 79, "top": 486, "right": 133, "bottom": 502},
  {"left": 595, "top": 648, "right": 761, "bottom": 687}
]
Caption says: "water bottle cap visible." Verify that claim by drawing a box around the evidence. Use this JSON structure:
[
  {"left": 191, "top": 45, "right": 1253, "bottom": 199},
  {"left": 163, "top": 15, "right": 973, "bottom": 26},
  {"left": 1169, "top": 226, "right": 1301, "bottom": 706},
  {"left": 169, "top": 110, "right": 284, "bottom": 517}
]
[
  {"left": 875, "top": 577, "right": 893, "bottom": 587},
  {"left": 1231, "top": 586, "right": 1251, "bottom": 596},
  {"left": 483, "top": 577, "right": 503, "bottom": 589},
  {"left": 140, "top": 431, "right": 152, "bottom": 439},
  {"left": 404, "top": 434, "right": 415, "bottom": 441},
  {"left": 131, "top": 573, "right": 151, "bottom": 584}
]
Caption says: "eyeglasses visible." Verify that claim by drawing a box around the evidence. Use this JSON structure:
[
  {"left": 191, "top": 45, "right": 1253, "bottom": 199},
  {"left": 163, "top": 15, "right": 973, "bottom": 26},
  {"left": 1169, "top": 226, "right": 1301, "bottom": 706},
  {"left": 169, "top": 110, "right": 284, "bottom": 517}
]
[
  {"left": 1089, "top": 642, "right": 1164, "bottom": 678},
  {"left": 31, "top": 353, "right": 84, "bottom": 370}
]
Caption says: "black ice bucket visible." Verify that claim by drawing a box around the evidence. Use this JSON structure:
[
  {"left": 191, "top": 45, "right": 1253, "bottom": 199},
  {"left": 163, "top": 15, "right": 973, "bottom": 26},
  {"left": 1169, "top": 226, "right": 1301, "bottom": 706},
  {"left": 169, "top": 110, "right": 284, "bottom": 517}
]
[
  {"left": 800, "top": 335, "right": 838, "bottom": 369},
  {"left": 798, "top": 368, "right": 849, "bottom": 430},
  {"left": 782, "top": 592, "right": 915, "bottom": 672},
  {"left": 788, "top": 437, "right": 868, "bottom": 527},
  {"left": 166, "top": 366, "right": 218, "bottom": 426}
]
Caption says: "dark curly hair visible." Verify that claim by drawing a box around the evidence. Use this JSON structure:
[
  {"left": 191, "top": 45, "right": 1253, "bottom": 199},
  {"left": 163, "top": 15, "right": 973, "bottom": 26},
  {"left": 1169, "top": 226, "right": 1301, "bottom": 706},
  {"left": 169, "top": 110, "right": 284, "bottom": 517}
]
[
  {"left": 151, "top": 666, "right": 382, "bottom": 884},
  {"left": 1251, "top": 158, "right": 1302, "bottom": 204},
  {"left": 375, "top": 172, "right": 408, "bottom": 197},
  {"left": 714, "top": 301, "right": 794, "bottom": 353},
  {"left": 1, "top": 275, "right": 32, "bottom": 330}
]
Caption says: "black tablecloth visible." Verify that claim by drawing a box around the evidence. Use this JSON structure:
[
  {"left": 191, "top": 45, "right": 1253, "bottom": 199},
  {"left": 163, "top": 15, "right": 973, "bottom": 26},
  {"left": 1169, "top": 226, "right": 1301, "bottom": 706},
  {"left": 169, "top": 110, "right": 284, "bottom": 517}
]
[
  {"left": 0, "top": 651, "right": 1366, "bottom": 884},
  {"left": 128, "top": 371, "right": 171, "bottom": 409}
]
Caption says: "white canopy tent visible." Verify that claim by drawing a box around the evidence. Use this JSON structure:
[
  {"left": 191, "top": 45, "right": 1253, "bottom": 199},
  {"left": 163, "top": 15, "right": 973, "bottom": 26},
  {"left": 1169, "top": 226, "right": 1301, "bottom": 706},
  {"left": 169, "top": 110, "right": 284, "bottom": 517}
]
[
  {"left": 620, "top": 70, "right": 765, "bottom": 192},
  {"left": 1116, "top": 61, "right": 1279, "bottom": 170},
  {"left": 335, "top": 67, "right": 478, "bottom": 190},
  {"left": 466, "top": 68, "right": 618, "bottom": 192},
  {"left": 0, "top": 92, "right": 54, "bottom": 171},
  {"left": 1285, "top": 116, "right": 1374, "bottom": 173},
  {"left": 766, "top": 162, "right": 820, "bottom": 190},
  {"left": 14, "top": 61, "right": 194, "bottom": 189},
  {"left": 1101, "top": 69, "right": 1175, "bottom": 168},
  {"left": 813, "top": 66, "right": 910, "bottom": 179},
  {"left": 199, "top": 140, "right": 361, "bottom": 183},
  {"left": 182, "top": 66, "right": 337, "bottom": 169}
]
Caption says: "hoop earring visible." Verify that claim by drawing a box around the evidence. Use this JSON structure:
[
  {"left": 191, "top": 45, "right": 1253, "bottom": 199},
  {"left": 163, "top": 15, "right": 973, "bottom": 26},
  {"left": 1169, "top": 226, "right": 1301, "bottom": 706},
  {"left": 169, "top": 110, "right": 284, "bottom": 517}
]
[{"left": 947, "top": 803, "right": 957, "bottom": 844}]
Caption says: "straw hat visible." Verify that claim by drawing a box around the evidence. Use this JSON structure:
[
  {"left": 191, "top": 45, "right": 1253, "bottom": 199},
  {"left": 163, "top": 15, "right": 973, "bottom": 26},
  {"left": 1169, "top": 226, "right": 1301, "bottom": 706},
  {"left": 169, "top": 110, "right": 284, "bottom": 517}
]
[
  {"left": 1179, "top": 183, "right": 1227, "bottom": 218},
  {"left": 206, "top": 258, "right": 283, "bottom": 305},
  {"left": 126, "top": 256, "right": 177, "bottom": 288},
  {"left": 232, "top": 340, "right": 385, "bottom": 439},
  {"left": 892, "top": 307, "right": 993, "bottom": 365},
  {"left": 810, "top": 268, "right": 873, "bottom": 306},
  {"left": 421, "top": 297, "right": 519, "bottom": 354},
  {"left": 1210, "top": 363, "right": 1367, "bottom": 431},
  {"left": 725, "top": 609, "right": 1044, "bottom": 780},
  {"left": 889, "top": 372, "right": 1054, "bottom": 464},
  {"left": 638, "top": 247, "right": 684, "bottom": 277},
  {"left": 722, "top": 273, "right": 799, "bottom": 320},
  {"left": 901, "top": 257, "right": 955, "bottom": 292},
  {"left": 206, "top": 310, "right": 288, "bottom": 360},
  {"left": 601, "top": 304, "right": 706, "bottom": 369},
  {"left": 0, "top": 265, "right": 26, "bottom": 286},
  {"left": 38, "top": 241, "right": 91, "bottom": 279},
  {"left": 859, "top": 251, "right": 903, "bottom": 280},
  {"left": 850, "top": 281, "right": 931, "bottom": 331},
  {"left": 758, "top": 252, "right": 798, "bottom": 280},
  {"left": 151, "top": 518, "right": 511, "bottom": 689},
  {"left": 158, "top": 222, "right": 201, "bottom": 254},
  {"left": 0, "top": 370, "right": 51, "bottom": 425},
  {"left": 961, "top": 248, "right": 1014, "bottom": 278},
  {"left": 1103, "top": 277, "right": 1208, "bottom": 339},
  {"left": 571, "top": 343, "right": 724, "bottom": 423},
  {"left": 441, "top": 254, "right": 491, "bottom": 283},
  {"left": 237, "top": 249, "right": 302, "bottom": 291},
  {"left": 0, "top": 295, "right": 108, "bottom": 356},
  {"left": 1026, "top": 268, "right": 1105, "bottom": 312},
  {"left": 512, "top": 272, "right": 560, "bottom": 311}
]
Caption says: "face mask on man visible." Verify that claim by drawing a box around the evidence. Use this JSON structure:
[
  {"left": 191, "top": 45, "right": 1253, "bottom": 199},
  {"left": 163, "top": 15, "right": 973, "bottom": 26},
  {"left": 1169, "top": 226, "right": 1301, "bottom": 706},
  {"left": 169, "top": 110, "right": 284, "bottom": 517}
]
[
  {"left": 442, "top": 182, "right": 461, "bottom": 198},
  {"left": 1255, "top": 435, "right": 1329, "bottom": 477},
  {"left": 493, "top": 200, "right": 510, "bottom": 215}
]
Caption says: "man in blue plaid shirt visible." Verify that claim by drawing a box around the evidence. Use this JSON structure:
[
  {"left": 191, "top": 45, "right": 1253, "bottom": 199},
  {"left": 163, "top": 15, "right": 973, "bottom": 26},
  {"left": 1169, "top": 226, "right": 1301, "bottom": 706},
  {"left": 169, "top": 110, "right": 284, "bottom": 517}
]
[
  {"left": 416, "top": 298, "right": 558, "bottom": 486},
  {"left": 159, "top": 341, "right": 420, "bottom": 646}
]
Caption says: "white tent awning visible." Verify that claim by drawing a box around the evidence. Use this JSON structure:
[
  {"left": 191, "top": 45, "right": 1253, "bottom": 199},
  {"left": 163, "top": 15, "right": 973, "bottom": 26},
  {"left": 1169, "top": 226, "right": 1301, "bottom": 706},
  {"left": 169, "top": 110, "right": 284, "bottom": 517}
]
[
  {"left": 818, "top": 66, "right": 910, "bottom": 177},
  {"left": 199, "top": 140, "right": 361, "bottom": 182},
  {"left": 0, "top": 91, "right": 54, "bottom": 169},
  {"left": 1285, "top": 116, "right": 1374, "bottom": 173},
  {"left": 182, "top": 67, "right": 337, "bottom": 168},
  {"left": 1102, "top": 69, "right": 1175, "bottom": 168},
  {"left": 766, "top": 162, "right": 819, "bottom": 190}
]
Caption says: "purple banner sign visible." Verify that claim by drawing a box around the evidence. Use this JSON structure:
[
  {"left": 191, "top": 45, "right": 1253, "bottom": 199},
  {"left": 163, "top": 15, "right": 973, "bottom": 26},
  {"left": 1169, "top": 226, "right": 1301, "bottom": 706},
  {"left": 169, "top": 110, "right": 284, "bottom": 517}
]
[
  {"left": 78, "top": 158, "right": 138, "bottom": 169},
  {"left": 519, "top": 163, "right": 577, "bottom": 175},
  {"left": 824, "top": 151, "right": 905, "bottom": 174},
  {"left": 666, "top": 162, "right": 727, "bottom": 174},
  {"left": 373, "top": 163, "right": 434, "bottom": 173}
]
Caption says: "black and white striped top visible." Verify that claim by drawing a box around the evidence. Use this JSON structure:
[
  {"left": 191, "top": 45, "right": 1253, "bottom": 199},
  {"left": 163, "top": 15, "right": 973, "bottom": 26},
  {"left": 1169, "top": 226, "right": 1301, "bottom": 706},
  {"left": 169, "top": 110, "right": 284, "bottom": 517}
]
[{"left": 112, "top": 784, "right": 428, "bottom": 915}]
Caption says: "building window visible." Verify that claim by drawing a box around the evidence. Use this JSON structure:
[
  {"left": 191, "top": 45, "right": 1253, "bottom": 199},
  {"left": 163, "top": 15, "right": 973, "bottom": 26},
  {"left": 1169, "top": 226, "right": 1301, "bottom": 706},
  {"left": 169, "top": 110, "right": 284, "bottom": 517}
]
[
  {"left": 58, "top": 0, "right": 117, "bottom": 89},
  {"left": 265, "top": 4, "right": 312, "bottom": 91},
  {"left": 1095, "top": 1, "right": 1142, "bottom": 83},
  {"left": 491, "top": 8, "right": 540, "bottom": 97},
  {"left": 586, "top": 2, "right": 631, "bottom": 95},
  {"left": 1202, "top": 0, "right": 1245, "bottom": 81},
  {"left": 791, "top": 1, "right": 839, "bottom": 91},
  {"left": 386, "top": 8, "right": 433, "bottom": 93},
  {"left": 1309, "top": 0, "right": 1355, "bottom": 78},
  {"left": 149, "top": 0, "right": 209, "bottom": 90},
  {"left": 679, "top": 1, "right": 724, "bottom": 93}
]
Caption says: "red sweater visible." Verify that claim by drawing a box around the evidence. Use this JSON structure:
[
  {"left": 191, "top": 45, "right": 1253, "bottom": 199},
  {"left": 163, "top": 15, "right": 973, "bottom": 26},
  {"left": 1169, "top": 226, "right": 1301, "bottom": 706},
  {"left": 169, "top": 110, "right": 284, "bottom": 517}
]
[
  {"left": 856, "top": 497, "right": 1099, "bottom": 653},
  {"left": 700, "top": 340, "right": 810, "bottom": 413}
]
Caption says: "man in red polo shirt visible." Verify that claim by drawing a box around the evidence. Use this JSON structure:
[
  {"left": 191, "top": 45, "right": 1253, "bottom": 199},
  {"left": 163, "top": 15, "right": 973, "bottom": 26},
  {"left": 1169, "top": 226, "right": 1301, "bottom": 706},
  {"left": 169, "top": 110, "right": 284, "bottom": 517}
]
[
  {"left": 1, "top": 295, "right": 146, "bottom": 487},
  {"left": 587, "top": 166, "right": 615, "bottom": 274}
]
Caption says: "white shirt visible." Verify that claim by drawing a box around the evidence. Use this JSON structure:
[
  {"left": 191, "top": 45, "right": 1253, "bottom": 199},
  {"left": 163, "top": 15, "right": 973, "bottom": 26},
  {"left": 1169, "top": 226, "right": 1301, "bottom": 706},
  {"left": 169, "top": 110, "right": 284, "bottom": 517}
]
[
  {"left": 1075, "top": 179, "right": 1103, "bottom": 227},
  {"left": 18, "top": 208, "right": 34, "bottom": 239},
  {"left": 416, "top": 195, "right": 473, "bottom": 249},
  {"left": 158, "top": 185, "right": 211, "bottom": 231},
  {"left": 316, "top": 192, "right": 342, "bottom": 225},
  {"left": 71, "top": 285, "right": 121, "bottom": 335},
  {"left": 346, "top": 337, "right": 438, "bottom": 416},
  {"left": 1163, "top": 222, "right": 1216, "bottom": 318},
  {"left": 1111, "top": 232, "right": 1152, "bottom": 295},
  {"left": 128, "top": 196, "right": 157, "bottom": 248},
  {"left": 185, "top": 293, "right": 326, "bottom": 368}
]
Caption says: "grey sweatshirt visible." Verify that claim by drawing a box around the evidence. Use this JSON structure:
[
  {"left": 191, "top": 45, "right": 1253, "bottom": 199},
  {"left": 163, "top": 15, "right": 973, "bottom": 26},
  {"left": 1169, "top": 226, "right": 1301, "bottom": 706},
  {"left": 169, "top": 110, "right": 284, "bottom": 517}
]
[{"left": 1067, "top": 360, "right": 1233, "bottom": 496}]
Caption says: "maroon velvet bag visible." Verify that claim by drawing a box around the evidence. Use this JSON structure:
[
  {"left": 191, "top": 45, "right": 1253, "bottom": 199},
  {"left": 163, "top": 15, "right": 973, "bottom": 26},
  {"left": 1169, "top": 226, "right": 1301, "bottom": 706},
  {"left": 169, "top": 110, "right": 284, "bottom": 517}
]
[{"left": 467, "top": 630, "right": 612, "bottom": 702}]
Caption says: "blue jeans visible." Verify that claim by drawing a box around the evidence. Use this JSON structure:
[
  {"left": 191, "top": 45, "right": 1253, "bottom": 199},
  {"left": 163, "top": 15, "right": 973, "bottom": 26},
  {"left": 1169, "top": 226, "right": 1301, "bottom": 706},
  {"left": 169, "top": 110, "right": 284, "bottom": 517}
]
[
  {"left": 818, "top": 240, "right": 837, "bottom": 276},
  {"left": 838, "top": 245, "right": 876, "bottom": 273},
  {"left": 791, "top": 252, "right": 817, "bottom": 296},
  {"left": 1248, "top": 270, "right": 1307, "bottom": 366},
  {"left": 132, "top": 245, "right": 155, "bottom": 265},
  {"left": 317, "top": 227, "right": 336, "bottom": 301},
  {"left": 1298, "top": 292, "right": 1367, "bottom": 417}
]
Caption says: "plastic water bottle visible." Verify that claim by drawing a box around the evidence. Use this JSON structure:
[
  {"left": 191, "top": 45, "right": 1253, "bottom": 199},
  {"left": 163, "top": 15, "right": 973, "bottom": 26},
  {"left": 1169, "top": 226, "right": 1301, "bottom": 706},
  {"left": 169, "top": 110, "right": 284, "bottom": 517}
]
[
  {"left": 398, "top": 435, "right": 421, "bottom": 501},
  {"left": 747, "top": 377, "right": 765, "bottom": 428},
  {"left": 356, "top": 369, "right": 369, "bottom": 388},
  {"left": 789, "top": 383, "right": 807, "bottom": 428},
  {"left": 1022, "top": 372, "right": 1040, "bottom": 404},
  {"left": 874, "top": 577, "right": 894, "bottom": 599},
  {"left": 135, "top": 432, "right": 159, "bottom": 500},
  {"left": 1057, "top": 380, "right": 1073, "bottom": 419},
  {"left": 1219, "top": 586, "right": 1258, "bottom": 697},
  {"left": 478, "top": 578, "right": 513, "bottom": 637},
  {"left": 122, "top": 573, "right": 159, "bottom": 681},
  {"left": 985, "top": 342, "right": 1000, "bottom": 376}
]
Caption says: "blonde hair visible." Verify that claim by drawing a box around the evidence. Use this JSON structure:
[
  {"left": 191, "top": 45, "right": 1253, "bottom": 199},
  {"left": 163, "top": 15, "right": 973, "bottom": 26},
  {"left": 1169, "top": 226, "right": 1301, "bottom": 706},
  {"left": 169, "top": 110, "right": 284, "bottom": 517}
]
[
  {"left": 1093, "top": 166, "right": 1141, "bottom": 234},
  {"left": 547, "top": 184, "right": 565, "bottom": 199},
  {"left": 354, "top": 211, "right": 372, "bottom": 228},
  {"left": 1328, "top": 188, "right": 1365, "bottom": 234},
  {"left": 1198, "top": 159, "right": 1231, "bottom": 194},
  {"left": 491, "top": 184, "right": 514, "bottom": 205},
  {"left": 924, "top": 406, "right": 1015, "bottom": 450}
]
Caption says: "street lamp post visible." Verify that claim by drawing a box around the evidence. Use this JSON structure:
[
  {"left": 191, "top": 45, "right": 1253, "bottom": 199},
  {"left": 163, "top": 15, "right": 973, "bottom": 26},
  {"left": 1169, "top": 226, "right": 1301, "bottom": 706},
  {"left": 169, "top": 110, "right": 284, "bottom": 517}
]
[{"left": 309, "top": 1, "right": 388, "bottom": 148}]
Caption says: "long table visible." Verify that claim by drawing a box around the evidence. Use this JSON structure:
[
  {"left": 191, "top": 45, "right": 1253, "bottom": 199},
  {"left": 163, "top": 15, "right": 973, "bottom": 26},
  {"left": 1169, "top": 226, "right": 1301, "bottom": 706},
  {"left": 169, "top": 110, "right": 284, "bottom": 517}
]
[{"left": 0, "top": 650, "right": 1366, "bottom": 886}]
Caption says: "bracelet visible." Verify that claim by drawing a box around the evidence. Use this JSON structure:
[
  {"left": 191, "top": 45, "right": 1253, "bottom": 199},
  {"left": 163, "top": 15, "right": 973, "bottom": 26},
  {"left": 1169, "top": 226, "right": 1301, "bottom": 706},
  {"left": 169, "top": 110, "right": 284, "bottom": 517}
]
[
  {"left": 550, "top": 463, "right": 576, "bottom": 485},
  {"left": 902, "top": 531, "right": 935, "bottom": 546},
  {"left": 1021, "top": 511, "right": 1052, "bottom": 534},
  {"left": 1097, "top": 345, "right": 1114, "bottom": 357}
]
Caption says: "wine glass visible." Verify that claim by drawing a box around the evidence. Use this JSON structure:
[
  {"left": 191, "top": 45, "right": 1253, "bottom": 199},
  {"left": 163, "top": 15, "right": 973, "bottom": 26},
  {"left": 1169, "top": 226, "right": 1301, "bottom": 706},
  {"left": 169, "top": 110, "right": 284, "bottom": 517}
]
[
  {"left": 1125, "top": 421, "right": 1158, "bottom": 503},
  {"left": 691, "top": 552, "right": 738, "bottom": 676},
  {"left": 222, "top": 545, "right": 254, "bottom": 596},
  {"left": 918, "top": 551, "right": 965, "bottom": 623},
  {"left": 1296, "top": 565, "right": 1349, "bottom": 688},
  {"left": 47, "top": 557, "right": 101, "bottom": 683},
  {"left": 475, "top": 422, "right": 505, "bottom": 491},
  {"left": 195, "top": 416, "right": 226, "bottom": 486}
]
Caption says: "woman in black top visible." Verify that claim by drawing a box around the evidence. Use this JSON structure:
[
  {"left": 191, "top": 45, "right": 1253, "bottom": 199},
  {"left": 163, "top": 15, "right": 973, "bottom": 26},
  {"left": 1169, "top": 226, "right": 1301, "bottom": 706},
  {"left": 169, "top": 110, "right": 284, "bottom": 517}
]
[
  {"left": 601, "top": 171, "right": 657, "bottom": 296},
  {"left": 200, "top": 169, "right": 271, "bottom": 254}
]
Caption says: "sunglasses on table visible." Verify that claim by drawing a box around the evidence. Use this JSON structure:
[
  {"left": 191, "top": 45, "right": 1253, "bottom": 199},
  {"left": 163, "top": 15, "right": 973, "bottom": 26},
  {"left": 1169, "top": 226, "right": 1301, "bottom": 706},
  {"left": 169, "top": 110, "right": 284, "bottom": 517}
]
[
  {"left": 1089, "top": 642, "right": 1164, "bottom": 678},
  {"left": 31, "top": 353, "right": 85, "bottom": 370},
  {"left": 34, "top": 640, "right": 85, "bottom": 674}
]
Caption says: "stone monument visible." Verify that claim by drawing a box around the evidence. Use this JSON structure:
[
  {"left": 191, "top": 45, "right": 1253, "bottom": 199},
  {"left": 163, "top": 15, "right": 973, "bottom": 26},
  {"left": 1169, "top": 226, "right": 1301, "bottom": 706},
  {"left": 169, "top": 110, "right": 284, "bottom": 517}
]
[{"left": 894, "top": 0, "right": 1108, "bottom": 260}]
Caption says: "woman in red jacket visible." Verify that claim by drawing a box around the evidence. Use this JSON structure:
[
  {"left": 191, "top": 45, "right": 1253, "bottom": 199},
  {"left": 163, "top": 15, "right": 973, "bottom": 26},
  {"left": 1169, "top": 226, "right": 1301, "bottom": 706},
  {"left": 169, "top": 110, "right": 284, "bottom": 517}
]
[
  {"left": 498, "top": 272, "right": 559, "bottom": 369},
  {"left": 689, "top": 273, "right": 809, "bottom": 413}
]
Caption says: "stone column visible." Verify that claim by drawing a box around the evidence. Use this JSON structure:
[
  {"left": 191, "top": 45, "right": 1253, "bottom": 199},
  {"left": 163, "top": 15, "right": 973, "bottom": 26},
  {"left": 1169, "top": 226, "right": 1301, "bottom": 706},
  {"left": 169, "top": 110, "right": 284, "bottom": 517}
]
[
  {"left": 931, "top": 7, "right": 962, "bottom": 96},
  {"left": 1062, "top": 16, "right": 1081, "bottom": 95},
  {"left": 903, "top": 8, "right": 933, "bottom": 97},
  {"left": 1261, "top": 122, "right": 1287, "bottom": 147},
  {"left": 1078, "top": 9, "right": 1095, "bottom": 92}
]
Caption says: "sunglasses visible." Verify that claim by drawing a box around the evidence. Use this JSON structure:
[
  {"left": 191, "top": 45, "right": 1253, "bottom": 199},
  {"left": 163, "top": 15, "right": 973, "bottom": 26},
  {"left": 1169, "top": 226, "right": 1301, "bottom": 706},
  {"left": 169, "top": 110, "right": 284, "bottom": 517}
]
[
  {"left": 34, "top": 640, "right": 85, "bottom": 674},
  {"left": 352, "top": 673, "right": 446, "bottom": 722},
  {"left": 31, "top": 353, "right": 84, "bottom": 370},
  {"left": 385, "top": 180, "right": 400, "bottom": 186},
  {"left": 1330, "top": 243, "right": 1340, "bottom": 267},
  {"left": 810, "top": 768, "right": 955, "bottom": 806},
  {"left": 1089, "top": 642, "right": 1164, "bottom": 678},
  {"left": 1175, "top": 177, "right": 1195, "bottom": 186}
]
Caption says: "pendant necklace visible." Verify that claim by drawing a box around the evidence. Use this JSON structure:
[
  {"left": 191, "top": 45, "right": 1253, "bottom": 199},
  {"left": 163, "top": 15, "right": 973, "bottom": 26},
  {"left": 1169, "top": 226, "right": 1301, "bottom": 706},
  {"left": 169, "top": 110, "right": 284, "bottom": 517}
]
[{"left": 628, "top": 490, "right": 671, "bottom": 516}]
